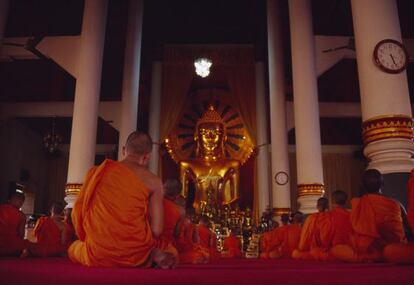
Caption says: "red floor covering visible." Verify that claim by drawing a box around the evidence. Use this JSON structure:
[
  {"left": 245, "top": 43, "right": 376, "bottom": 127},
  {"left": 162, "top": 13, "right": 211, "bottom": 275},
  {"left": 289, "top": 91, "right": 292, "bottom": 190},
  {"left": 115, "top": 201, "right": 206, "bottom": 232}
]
[{"left": 1, "top": 257, "right": 414, "bottom": 285}]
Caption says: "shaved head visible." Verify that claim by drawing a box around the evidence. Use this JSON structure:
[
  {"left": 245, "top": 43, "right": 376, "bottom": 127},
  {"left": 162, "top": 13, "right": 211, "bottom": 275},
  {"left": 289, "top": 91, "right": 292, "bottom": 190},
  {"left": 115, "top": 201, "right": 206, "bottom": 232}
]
[
  {"left": 125, "top": 131, "right": 153, "bottom": 156},
  {"left": 8, "top": 190, "right": 25, "bottom": 209},
  {"left": 292, "top": 211, "right": 304, "bottom": 224},
  {"left": 51, "top": 202, "right": 65, "bottom": 216},
  {"left": 332, "top": 190, "right": 348, "bottom": 206},
  {"left": 281, "top": 213, "right": 289, "bottom": 225},
  {"left": 163, "top": 179, "right": 182, "bottom": 199},
  {"left": 9, "top": 190, "right": 25, "bottom": 202},
  {"left": 317, "top": 197, "right": 329, "bottom": 212},
  {"left": 362, "top": 169, "right": 383, "bottom": 194}
]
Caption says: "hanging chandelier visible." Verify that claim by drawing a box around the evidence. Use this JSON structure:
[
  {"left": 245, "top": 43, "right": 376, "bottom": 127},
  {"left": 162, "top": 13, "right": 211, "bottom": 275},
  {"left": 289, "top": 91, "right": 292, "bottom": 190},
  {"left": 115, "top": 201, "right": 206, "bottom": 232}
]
[
  {"left": 194, "top": 58, "right": 212, "bottom": 78},
  {"left": 43, "top": 117, "right": 62, "bottom": 155}
]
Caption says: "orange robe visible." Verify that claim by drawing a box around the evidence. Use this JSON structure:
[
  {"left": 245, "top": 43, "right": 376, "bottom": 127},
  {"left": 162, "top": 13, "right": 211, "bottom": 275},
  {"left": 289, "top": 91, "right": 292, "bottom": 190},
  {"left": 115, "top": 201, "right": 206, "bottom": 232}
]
[
  {"left": 263, "top": 224, "right": 301, "bottom": 259},
  {"left": 222, "top": 235, "right": 242, "bottom": 258},
  {"left": 260, "top": 227, "right": 281, "bottom": 258},
  {"left": 176, "top": 220, "right": 209, "bottom": 264},
  {"left": 0, "top": 204, "right": 30, "bottom": 256},
  {"left": 408, "top": 169, "right": 414, "bottom": 235},
  {"left": 68, "top": 160, "right": 158, "bottom": 267},
  {"left": 329, "top": 207, "right": 352, "bottom": 246},
  {"left": 156, "top": 198, "right": 181, "bottom": 252},
  {"left": 383, "top": 242, "right": 414, "bottom": 264},
  {"left": 331, "top": 194, "right": 406, "bottom": 263},
  {"left": 292, "top": 212, "right": 331, "bottom": 260},
  {"left": 31, "top": 217, "right": 72, "bottom": 257},
  {"left": 198, "top": 223, "right": 220, "bottom": 260},
  {"left": 260, "top": 231, "right": 271, "bottom": 258}
]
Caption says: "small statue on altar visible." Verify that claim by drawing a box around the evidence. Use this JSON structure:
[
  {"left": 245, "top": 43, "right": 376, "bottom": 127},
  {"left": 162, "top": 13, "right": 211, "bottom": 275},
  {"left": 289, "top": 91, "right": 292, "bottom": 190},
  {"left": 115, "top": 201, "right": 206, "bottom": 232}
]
[{"left": 180, "top": 105, "right": 241, "bottom": 211}]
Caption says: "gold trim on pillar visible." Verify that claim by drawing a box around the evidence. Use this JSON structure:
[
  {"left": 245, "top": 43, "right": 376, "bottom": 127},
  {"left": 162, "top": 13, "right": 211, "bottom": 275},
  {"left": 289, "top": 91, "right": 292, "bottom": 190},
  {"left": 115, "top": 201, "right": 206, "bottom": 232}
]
[
  {"left": 297, "top": 183, "right": 324, "bottom": 197},
  {"left": 362, "top": 114, "right": 413, "bottom": 145},
  {"left": 273, "top": 208, "right": 291, "bottom": 216},
  {"left": 65, "top": 183, "right": 82, "bottom": 196}
]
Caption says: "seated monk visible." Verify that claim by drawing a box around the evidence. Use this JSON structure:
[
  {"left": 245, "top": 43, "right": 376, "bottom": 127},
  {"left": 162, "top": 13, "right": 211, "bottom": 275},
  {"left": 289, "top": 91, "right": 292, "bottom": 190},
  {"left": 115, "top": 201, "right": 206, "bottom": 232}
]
[
  {"left": 0, "top": 190, "right": 31, "bottom": 256},
  {"left": 328, "top": 191, "right": 352, "bottom": 246},
  {"left": 222, "top": 231, "right": 242, "bottom": 258},
  {"left": 260, "top": 213, "right": 288, "bottom": 258},
  {"left": 265, "top": 212, "right": 303, "bottom": 259},
  {"left": 175, "top": 209, "right": 209, "bottom": 264},
  {"left": 63, "top": 208, "right": 76, "bottom": 246},
  {"left": 308, "top": 191, "right": 352, "bottom": 261},
  {"left": 198, "top": 216, "right": 220, "bottom": 261},
  {"left": 29, "top": 202, "right": 73, "bottom": 257},
  {"left": 292, "top": 197, "right": 330, "bottom": 260},
  {"left": 68, "top": 131, "right": 176, "bottom": 268},
  {"left": 331, "top": 169, "right": 406, "bottom": 263},
  {"left": 156, "top": 179, "right": 183, "bottom": 259}
]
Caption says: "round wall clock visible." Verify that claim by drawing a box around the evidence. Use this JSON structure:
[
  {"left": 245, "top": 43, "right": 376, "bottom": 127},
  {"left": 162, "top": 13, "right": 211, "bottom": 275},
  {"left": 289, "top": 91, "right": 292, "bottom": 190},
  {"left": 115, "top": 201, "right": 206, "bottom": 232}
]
[
  {"left": 275, "top": 171, "right": 289, "bottom": 186},
  {"left": 373, "top": 39, "right": 408, "bottom": 74}
]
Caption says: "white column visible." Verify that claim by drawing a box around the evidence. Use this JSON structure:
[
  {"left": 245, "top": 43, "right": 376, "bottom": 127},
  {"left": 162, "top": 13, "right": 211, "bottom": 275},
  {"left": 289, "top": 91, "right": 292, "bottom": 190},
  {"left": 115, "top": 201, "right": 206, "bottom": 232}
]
[
  {"left": 65, "top": 0, "right": 108, "bottom": 208},
  {"left": 148, "top": 61, "right": 162, "bottom": 175},
  {"left": 255, "top": 62, "right": 270, "bottom": 216},
  {"left": 289, "top": 0, "right": 324, "bottom": 214},
  {"left": 267, "top": 0, "right": 291, "bottom": 217},
  {"left": 117, "top": 0, "right": 144, "bottom": 160},
  {"left": 351, "top": 0, "right": 414, "bottom": 173},
  {"left": 0, "top": 0, "right": 9, "bottom": 50}
]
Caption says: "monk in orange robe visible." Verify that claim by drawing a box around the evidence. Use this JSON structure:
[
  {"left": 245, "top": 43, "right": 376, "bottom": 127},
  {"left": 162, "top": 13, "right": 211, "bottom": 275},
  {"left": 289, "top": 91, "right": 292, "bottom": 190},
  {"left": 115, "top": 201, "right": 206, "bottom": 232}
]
[
  {"left": 260, "top": 213, "right": 288, "bottom": 258},
  {"left": 166, "top": 191, "right": 209, "bottom": 264},
  {"left": 292, "top": 197, "right": 330, "bottom": 260},
  {"left": 328, "top": 191, "right": 352, "bottom": 246},
  {"left": 0, "top": 190, "right": 31, "bottom": 256},
  {"left": 198, "top": 216, "right": 220, "bottom": 261},
  {"left": 156, "top": 179, "right": 183, "bottom": 255},
  {"left": 305, "top": 191, "right": 352, "bottom": 261},
  {"left": 175, "top": 213, "right": 209, "bottom": 264},
  {"left": 29, "top": 202, "right": 73, "bottom": 257},
  {"left": 63, "top": 208, "right": 76, "bottom": 246},
  {"left": 68, "top": 132, "right": 176, "bottom": 268},
  {"left": 222, "top": 231, "right": 242, "bottom": 258},
  {"left": 331, "top": 169, "right": 406, "bottom": 263},
  {"left": 265, "top": 212, "right": 302, "bottom": 259}
]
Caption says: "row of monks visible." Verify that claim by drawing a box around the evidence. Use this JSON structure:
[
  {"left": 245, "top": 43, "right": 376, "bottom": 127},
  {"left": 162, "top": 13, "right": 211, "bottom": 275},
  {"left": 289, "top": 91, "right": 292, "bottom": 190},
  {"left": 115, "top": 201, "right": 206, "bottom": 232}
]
[
  {"left": 1, "top": 131, "right": 414, "bottom": 267},
  {"left": 0, "top": 196, "right": 75, "bottom": 258}
]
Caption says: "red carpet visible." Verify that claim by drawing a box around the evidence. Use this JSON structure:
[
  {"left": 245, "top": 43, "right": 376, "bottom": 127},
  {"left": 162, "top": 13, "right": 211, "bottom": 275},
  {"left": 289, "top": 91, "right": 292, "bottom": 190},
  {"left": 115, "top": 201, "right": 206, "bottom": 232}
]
[{"left": 1, "top": 257, "right": 413, "bottom": 285}]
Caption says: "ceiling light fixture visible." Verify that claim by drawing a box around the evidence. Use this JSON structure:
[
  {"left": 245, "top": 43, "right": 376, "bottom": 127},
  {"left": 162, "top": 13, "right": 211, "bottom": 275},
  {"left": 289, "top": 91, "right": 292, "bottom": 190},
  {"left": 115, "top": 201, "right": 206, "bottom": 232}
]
[
  {"left": 194, "top": 58, "right": 212, "bottom": 78},
  {"left": 43, "top": 117, "right": 62, "bottom": 155}
]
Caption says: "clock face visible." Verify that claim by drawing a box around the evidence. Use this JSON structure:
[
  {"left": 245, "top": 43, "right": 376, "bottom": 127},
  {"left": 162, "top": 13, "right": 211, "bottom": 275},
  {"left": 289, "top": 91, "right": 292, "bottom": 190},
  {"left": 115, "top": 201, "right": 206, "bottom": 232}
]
[
  {"left": 275, "top": 171, "right": 289, "bottom": 185},
  {"left": 373, "top": 39, "right": 408, "bottom": 74}
]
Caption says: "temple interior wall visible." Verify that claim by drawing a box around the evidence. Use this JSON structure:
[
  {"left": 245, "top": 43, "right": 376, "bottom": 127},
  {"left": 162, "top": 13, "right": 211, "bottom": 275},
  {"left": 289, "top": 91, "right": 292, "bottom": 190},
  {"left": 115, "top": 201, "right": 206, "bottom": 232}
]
[{"left": 288, "top": 145, "right": 366, "bottom": 211}]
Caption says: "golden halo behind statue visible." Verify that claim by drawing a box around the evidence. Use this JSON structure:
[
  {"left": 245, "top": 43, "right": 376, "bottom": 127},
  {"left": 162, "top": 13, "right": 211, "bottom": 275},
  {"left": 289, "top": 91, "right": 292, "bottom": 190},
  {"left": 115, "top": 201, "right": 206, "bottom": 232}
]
[{"left": 166, "top": 96, "right": 255, "bottom": 165}]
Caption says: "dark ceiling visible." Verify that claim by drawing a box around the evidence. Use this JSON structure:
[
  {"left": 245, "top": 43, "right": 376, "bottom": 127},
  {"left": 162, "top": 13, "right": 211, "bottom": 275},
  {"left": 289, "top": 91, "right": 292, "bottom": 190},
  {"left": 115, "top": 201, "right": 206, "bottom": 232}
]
[{"left": 1, "top": 0, "right": 414, "bottom": 145}]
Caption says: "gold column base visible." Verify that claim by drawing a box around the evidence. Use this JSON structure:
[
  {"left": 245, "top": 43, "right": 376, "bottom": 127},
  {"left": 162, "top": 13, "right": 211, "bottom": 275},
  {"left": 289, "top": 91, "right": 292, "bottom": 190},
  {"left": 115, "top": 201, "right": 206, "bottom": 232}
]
[
  {"left": 297, "top": 183, "right": 324, "bottom": 197},
  {"left": 273, "top": 207, "right": 291, "bottom": 216},
  {"left": 65, "top": 183, "right": 83, "bottom": 196},
  {"left": 362, "top": 114, "right": 413, "bottom": 146}
]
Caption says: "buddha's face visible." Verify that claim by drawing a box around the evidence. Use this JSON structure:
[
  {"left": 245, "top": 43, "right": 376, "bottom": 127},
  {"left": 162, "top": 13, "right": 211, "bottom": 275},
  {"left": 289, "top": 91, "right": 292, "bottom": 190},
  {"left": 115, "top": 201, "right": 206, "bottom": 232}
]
[{"left": 197, "top": 122, "right": 225, "bottom": 155}]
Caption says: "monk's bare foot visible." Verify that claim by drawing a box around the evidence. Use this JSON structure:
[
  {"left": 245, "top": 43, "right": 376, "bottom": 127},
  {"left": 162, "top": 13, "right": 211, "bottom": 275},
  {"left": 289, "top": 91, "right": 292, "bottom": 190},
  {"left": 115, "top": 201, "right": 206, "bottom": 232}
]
[
  {"left": 20, "top": 248, "right": 29, "bottom": 258},
  {"left": 152, "top": 249, "right": 177, "bottom": 269}
]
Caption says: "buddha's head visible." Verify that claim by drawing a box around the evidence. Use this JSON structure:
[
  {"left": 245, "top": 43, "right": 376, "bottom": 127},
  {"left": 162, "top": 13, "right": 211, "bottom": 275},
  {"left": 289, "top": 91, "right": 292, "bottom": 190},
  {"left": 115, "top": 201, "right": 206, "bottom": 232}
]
[{"left": 195, "top": 105, "right": 226, "bottom": 159}]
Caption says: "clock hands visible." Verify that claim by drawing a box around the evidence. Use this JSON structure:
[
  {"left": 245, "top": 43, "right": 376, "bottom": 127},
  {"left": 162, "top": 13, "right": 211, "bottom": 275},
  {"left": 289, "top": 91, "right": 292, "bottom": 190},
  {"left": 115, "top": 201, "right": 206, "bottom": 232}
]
[{"left": 390, "top": 54, "right": 397, "bottom": 66}]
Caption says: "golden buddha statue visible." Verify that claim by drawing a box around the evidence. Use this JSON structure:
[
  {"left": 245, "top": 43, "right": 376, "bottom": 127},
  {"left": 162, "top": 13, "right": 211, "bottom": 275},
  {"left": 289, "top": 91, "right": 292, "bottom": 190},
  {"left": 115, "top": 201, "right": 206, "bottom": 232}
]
[{"left": 180, "top": 105, "right": 240, "bottom": 211}]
